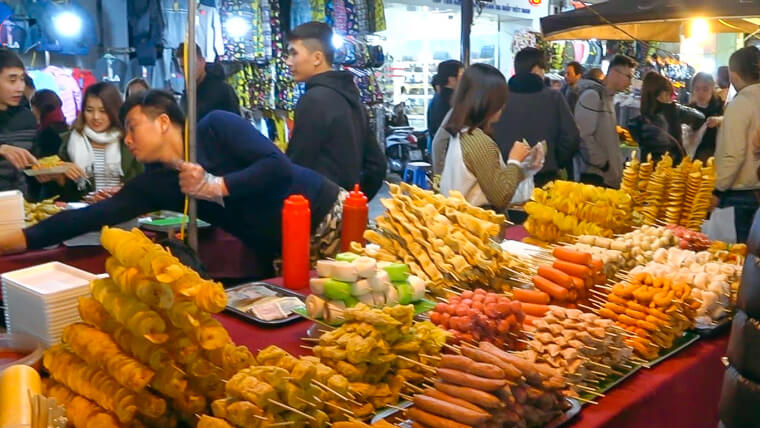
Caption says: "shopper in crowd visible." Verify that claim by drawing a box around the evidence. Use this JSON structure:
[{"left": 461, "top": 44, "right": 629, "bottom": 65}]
[
  {"left": 585, "top": 68, "right": 605, "bottom": 81},
  {"left": 0, "top": 49, "right": 39, "bottom": 195},
  {"left": 688, "top": 72, "right": 724, "bottom": 162},
  {"left": 628, "top": 72, "right": 704, "bottom": 165},
  {"left": 561, "top": 61, "right": 584, "bottom": 113},
  {"left": 22, "top": 73, "right": 34, "bottom": 109},
  {"left": 493, "top": 47, "right": 579, "bottom": 188},
  {"left": 716, "top": 65, "right": 731, "bottom": 103},
  {"left": 714, "top": 46, "right": 760, "bottom": 243},
  {"left": 285, "top": 22, "right": 385, "bottom": 199},
  {"left": 55, "top": 82, "right": 142, "bottom": 202},
  {"left": 125, "top": 78, "right": 150, "bottom": 99},
  {"left": 0, "top": 90, "right": 344, "bottom": 271},
  {"left": 574, "top": 55, "right": 637, "bottom": 188},
  {"left": 439, "top": 63, "right": 532, "bottom": 213},
  {"left": 176, "top": 42, "right": 240, "bottom": 121},
  {"left": 428, "top": 59, "right": 464, "bottom": 138},
  {"left": 27, "top": 90, "right": 69, "bottom": 201}
]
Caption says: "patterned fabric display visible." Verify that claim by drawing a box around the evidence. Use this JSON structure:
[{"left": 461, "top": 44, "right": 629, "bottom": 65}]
[
  {"left": 373, "top": 0, "right": 385, "bottom": 32},
  {"left": 344, "top": 0, "right": 359, "bottom": 36},
  {"left": 310, "top": 0, "right": 327, "bottom": 22},
  {"left": 220, "top": 0, "right": 256, "bottom": 61}
]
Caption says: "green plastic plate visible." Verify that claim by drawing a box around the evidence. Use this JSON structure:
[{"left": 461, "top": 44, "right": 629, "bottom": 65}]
[{"left": 293, "top": 298, "right": 436, "bottom": 326}]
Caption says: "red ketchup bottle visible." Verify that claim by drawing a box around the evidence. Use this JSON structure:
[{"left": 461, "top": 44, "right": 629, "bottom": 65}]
[
  {"left": 282, "top": 194, "right": 311, "bottom": 289},
  {"left": 340, "top": 184, "right": 369, "bottom": 252}
]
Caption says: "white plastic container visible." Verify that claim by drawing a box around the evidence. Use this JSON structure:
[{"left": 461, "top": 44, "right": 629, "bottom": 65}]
[{"left": 0, "top": 190, "right": 24, "bottom": 230}]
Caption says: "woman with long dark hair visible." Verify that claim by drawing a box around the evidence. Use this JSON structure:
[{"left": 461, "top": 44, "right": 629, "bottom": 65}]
[
  {"left": 688, "top": 72, "right": 724, "bottom": 162},
  {"left": 628, "top": 72, "right": 704, "bottom": 164},
  {"left": 30, "top": 89, "right": 67, "bottom": 158},
  {"left": 440, "top": 63, "right": 531, "bottom": 212}
]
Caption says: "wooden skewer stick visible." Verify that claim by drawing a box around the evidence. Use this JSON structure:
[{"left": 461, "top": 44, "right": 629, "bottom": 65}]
[
  {"left": 420, "top": 354, "right": 441, "bottom": 361},
  {"left": 578, "top": 304, "right": 599, "bottom": 314},
  {"left": 400, "top": 393, "right": 415, "bottom": 401},
  {"left": 574, "top": 385, "right": 606, "bottom": 397},
  {"left": 386, "top": 404, "right": 409, "bottom": 412},
  {"left": 324, "top": 400, "right": 355, "bottom": 416},
  {"left": 398, "top": 355, "right": 436, "bottom": 372},
  {"left": 443, "top": 343, "right": 462, "bottom": 354},
  {"left": 312, "top": 380, "right": 356, "bottom": 404},
  {"left": 404, "top": 381, "right": 425, "bottom": 393},
  {"left": 268, "top": 399, "right": 317, "bottom": 421},
  {"left": 254, "top": 415, "right": 270, "bottom": 421},
  {"left": 301, "top": 337, "right": 319, "bottom": 342},
  {"left": 300, "top": 345, "right": 314, "bottom": 350},
  {"left": 295, "top": 397, "right": 318, "bottom": 407},
  {"left": 268, "top": 422, "right": 296, "bottom": 427}
]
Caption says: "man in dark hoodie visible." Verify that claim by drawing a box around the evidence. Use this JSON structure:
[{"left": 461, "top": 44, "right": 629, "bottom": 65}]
[
  {"left": 285, "top": 22, "right": 385, "bottom": 199},
  {"left": 427, "top": 60, "right": 463, "bottom": 137},
  {"left": 0, "top": 49, "right": 38, "bottom": 195},
  {"left": 493, "top": 48, "right": 580, "bottom": 188},
  {"left": 176, "top": 43, "right": 240, "bottom": 121}
]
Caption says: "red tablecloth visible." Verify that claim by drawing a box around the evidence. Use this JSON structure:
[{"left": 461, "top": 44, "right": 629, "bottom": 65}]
[{"left": 216, "top": 276, "right": 729, "bottom": 428}]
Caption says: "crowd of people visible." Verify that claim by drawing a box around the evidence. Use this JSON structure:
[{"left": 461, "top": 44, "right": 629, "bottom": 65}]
[
  {"left": 0, "top": 22, "right": 386, "bottom": 271},
  {"left": 430, "top": 45, "right": 760, "bottom": 244},
  {"left": 0, "top": 21, "right": 759, "bottom": 270}
]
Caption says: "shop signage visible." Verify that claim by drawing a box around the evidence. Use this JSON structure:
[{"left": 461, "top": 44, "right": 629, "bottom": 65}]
[{"left": 425, "top": 0, "right": 547, "bottom": 17}]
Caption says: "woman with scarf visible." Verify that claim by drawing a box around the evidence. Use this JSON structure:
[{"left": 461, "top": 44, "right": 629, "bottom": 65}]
[
  {"left": 628, "top": 72, "right": 705, "bottom": 165},
  {"left": 58, "top": 82, "right": 142, "bottom": 201}
]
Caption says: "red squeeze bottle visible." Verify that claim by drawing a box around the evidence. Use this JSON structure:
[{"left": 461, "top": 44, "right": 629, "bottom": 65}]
[
  {"left": 282, "top": 194, "right": 311, "bottom": 289},
  {"left": 341, "top": 184, "right": 369, "bottom": 251}
]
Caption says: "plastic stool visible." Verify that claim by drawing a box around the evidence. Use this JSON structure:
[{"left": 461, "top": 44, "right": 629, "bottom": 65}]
[{"left": 403, "top": 162, "right": 431, "bottom": 189}]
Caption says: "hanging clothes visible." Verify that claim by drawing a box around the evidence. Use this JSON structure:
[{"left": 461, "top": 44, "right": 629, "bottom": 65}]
[
  {"left": 94, "top": 55, "right": 128, "bottom": 91},
  {"left": 372, "top": 0, "right": 386, "bottom": 32},
  {"left": 43, "top": 66, "right": 81, "bottom": 125},
  {"left": 310, "top": 0, "right": 326, "bottom": 22},
  {"left": 27, "top": 69, "right": 59, "bottom": 93},
  {"left": 128, "top": 0, "right": 164, "bottom": 66},
  {"left": 197, "top": 3, "right": 225, "bottom": 62},
  {"left": 290, "top": 0, "right": 312, "bottom": 30},
  {"left": 0, "top": 17, "right": 28, "bottom": 51},
  {"left": 160, "top": 0, "right": 187, "bottom": 49},
  {"left": 71, "top": 69, "right": 96, "bottom": 93},
  {"left": 354, "top": 0, "right": 368, "bottom": 34},
  {"left": 344, "top": 0, "right": 359, "bottom": 36},
  {"left": 219, "top": 0, "right": 257, "bottom": 61}
]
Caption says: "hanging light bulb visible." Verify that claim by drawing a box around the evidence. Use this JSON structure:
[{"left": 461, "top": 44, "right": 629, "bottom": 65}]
[
  {"left": 225, "top": 16, "right": 250, "bottom": 39},
  {"left": 53, "top": 11, "right": 83, "bottom": 38}
]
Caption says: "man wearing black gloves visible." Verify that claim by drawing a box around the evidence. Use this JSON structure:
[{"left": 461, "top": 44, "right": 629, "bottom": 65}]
[
  {"left": 427, "top": 60, "right": 463, "bottom": 137},
  {"left": 285, "top": 22, "right": 385, "bottom": 199},
  {"left": 493, "top": 48, "right": 580, "bottom": 188},
  {"left": 176, "top": 43, "right": 240, "bottom": 121}
]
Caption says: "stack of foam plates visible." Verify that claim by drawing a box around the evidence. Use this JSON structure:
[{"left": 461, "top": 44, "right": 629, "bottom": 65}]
[
  {"left": 2, "top": 262, "right": 99, "bottom": 347},
  {"left": 0, "top": 190, "right": 24, "bottom": 233}
]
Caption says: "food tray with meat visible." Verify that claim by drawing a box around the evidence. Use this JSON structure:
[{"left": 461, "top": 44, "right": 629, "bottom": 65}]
[
  {"left": 646, "top": 331, "right": 700, "bottom": 367},
  {"left": 380, "top": 398, "right": 581, "bottom": 428},
  {"left": 292, "top": 299, "right": 435, "bottom": 326},
  {"left": 224, "top": 282, "right": 306, "bottom": 325},
  {"left": 694, "top": 316, "right": 732, "bottom": 338}
]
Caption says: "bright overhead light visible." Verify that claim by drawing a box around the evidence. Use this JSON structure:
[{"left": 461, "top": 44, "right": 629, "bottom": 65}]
[
  {"left": 689, "top": 18, "right": 711, "bottom": 43},
  {"left": 53, "top": 11, "right": 83, "bottom": 38},
  {"left": 225, "top": 16, "right": 250, "bottom": 39},
  {"left": 332, "top": 34, "right": 344, "bottom": 49}
]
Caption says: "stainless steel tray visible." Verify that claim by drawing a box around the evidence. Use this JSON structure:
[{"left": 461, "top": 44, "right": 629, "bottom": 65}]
[{"left": 224, "top": 282, "right": 305, "bottom": 326}]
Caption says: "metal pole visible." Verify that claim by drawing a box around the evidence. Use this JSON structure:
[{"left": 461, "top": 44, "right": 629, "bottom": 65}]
[
  {"left": 187, "top": 0, "right": 199, "bottom": 251},
  {"left": 461, "top": 0, "right": 473, "bottom": 66}
]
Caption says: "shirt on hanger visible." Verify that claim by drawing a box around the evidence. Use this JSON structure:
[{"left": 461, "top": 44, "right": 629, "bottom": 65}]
[
  {"left": 43, "top": 66, "right": 82, "bottom": 124},
  {"left": 94, "top": 55, "right": 128, "bottom": 91}
]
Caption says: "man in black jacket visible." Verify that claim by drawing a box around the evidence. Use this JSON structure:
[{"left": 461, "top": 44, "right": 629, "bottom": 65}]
[
  {"left": 0, "top": 49, "right": 38, "bottom": 195},
  {"left": 285, "top": 22, "right": 385, "bottom": 199},
  {"left": 427, "top": 60, "right": 462, "bottom": 137},
  {"left": 176, "top": 43, "right": 240, "bottom": 121},
  {"left": 493, "top": 48, "right": 580, "bottom": 188}
]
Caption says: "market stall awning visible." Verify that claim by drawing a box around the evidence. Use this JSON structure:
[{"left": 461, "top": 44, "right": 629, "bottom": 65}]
[{"left": 541, "top": 0, "right": 760, "bottom": 42}]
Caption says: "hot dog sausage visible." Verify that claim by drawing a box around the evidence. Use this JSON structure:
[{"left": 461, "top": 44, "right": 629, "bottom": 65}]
[
  {"left": 407, "top": 408, "right": 470, "bottom": 428},
  {"left": 479, "top": 341, "right": 562, "bottom": 379},
  {"left": 460, "top": 347, "right": 522, "bottom": 379},
  {"left": 437, "top": 368, "right": 507, "bottom": 391},
  {"left": 552, "top": 247, "right": 591, "bottom": 265},
  {"left": 532, "top": 276, "right": 568, "bottom": 301},
  {"left": 553, "top": 260, "right": 591, "bottom": 278},
  {"left": 413, "top": 395, "right": 491, "bottom": 425},
  {"left": 537, "top": 266, "right": 572, "bottom": 289},
  {"left": 520, "top": 302, "right": 550, "bottom": 317},
  {"left": 433, "top": 382, "right": 502, "bottom": 409},
  {"left": 411, "top": 423, "right": 431, "bottom": 428},
  {"left": 512, "top": 288, "right": 551, "bottom": 305},
  {"left": 440, "top": 355, "right": 505, "bottom": 379},
  {"left": 422, "top": 388, "right": 489, "bottom": 414}
]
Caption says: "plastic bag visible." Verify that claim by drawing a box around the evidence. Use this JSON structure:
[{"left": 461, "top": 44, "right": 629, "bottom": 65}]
[
  {"left": 702, "top": 206, "right": 737, "bottom": 243},
  {"left": 511, "top": 141, "right": 547, "bottom": 204}
]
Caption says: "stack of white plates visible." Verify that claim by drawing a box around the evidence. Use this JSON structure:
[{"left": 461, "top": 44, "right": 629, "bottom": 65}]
[
  {"left": 2, "top": 262, "right": 99, "bottom": 347},
  {"left": 0, "top": 190, "right": 24, "bottom": 233}
]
